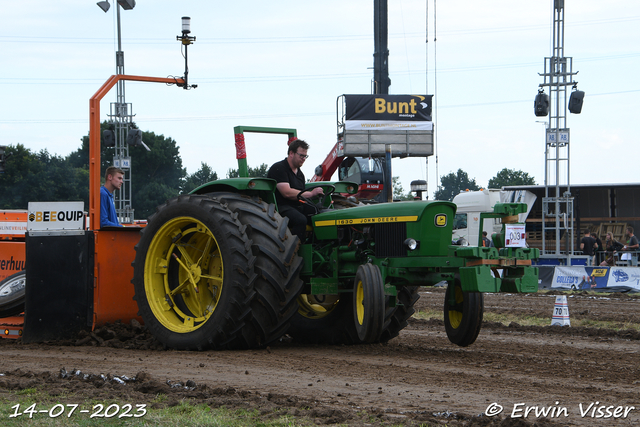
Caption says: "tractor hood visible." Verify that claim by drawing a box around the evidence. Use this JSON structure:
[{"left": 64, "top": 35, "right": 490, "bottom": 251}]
[
  {"left": 312, "top": 200, "right": 457, "bottom": 257},
  {"left": 314, "top": 200, "right": 449, "bottom": 226}
]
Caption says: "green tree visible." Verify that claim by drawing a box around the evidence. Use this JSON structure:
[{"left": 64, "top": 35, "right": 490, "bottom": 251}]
[
  {"left": 434, "top": 169, "right": 480, "bottom": 201},
  {"left": 69, "top": 121, "right": 118, "bottom": 172},
  {"left": 182, "top": 162, "right": 218, "bottom": 194},
  {"left": 0, "top": 144, "right": 45, "bottom": 208},
  {"left": 392, "top": 176, "right": 413, "bottom": 201},
  {"left": 133, "top": 182, "right": 179, "bottom": 219},
  {"left": 226, "top": 163, "right": 269, "bottom": 178},
  {"left": 38, "top": 150, "right": 88, "bottom": 203},
  {"left": 0, "top": 144, "right": 89, "bottom": 209},
  {"left": 2, "top": 126, "right": 186, "bottom": 219},
  {"left": 129, "top": 130, "right": 186, "bottom": 218},
  {"left": 488, "top": 168, "right": 536, "bottom": 189},
  {"left": 69, "top": 125, "right": 187, "bottom": 219}
]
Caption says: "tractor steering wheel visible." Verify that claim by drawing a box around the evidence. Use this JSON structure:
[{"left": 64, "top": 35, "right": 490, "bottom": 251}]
[{"left": 297, "top": 184, "right": 336, "bottom": 212}]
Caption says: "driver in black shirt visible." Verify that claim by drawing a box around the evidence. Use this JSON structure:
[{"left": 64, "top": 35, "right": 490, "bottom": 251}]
[{"left": 267, "top": 139, "right": 324, "bottom": 243}]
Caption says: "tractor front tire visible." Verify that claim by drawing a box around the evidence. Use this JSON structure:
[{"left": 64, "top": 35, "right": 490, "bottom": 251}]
[
  {"left": 444, "top": 277, "right": 484, "bottom": 347},
  {"left": 132, "top": 195, "right": 258, "bottom": 350},
  {"left": 353, "top": 264, "right": 385, "bottom": 343}
]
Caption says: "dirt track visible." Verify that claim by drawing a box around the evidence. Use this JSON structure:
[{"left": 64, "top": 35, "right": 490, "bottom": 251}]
[{"left": 1, "top": 288, "right": 640, "bottom": 426}]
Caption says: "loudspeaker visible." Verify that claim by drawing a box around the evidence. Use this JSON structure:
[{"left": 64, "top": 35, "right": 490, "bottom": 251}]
[
  {"left": 534, "top": 91, "right": 549, "bottom": 117},
  {"left": 568, "top": 90, "right": 585, "bottom": 114},
  {"left": 126, "top": 129, "right": 142, "bottom": 146},
  {"left": 102, "top": 129, "right": 115, "bottom": 147}
]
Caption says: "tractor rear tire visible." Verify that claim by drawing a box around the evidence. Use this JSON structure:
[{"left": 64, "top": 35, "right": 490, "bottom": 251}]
[
  {"left": 288, "top": 292, "right": 360, "bottom": 345},
  {"left": 209, "top": 193, "right": 304, "bottom": 345},
  {"left": 132, "top": 194, "right": 258, "bottom": 350},
  {"left": 444, "top": 277, "right": 484, "bottom": 347},
  {"left": 0, "top": 270, "right": 26, "bottom": 318},
  {"left": 353, "top": 264, "right": 385, "bottom": 343},
  {"left": 289, "top": 283, "right": 419, "bottom": 345}
]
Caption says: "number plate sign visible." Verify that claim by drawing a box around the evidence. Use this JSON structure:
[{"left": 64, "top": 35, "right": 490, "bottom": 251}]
[
  {"left": 546, "top": 128, "right": 570, "bottom": 145},
  {"left": 113, "top": 157, "right": 131, "bottom": 169},
  {"left": 505, "top": 224, "right": 526, "bottom": 248}
]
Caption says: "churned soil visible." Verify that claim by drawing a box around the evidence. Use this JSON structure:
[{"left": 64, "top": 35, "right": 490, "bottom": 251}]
[{"left": 1, "top": 288, "right": 639, "bottom": 426}]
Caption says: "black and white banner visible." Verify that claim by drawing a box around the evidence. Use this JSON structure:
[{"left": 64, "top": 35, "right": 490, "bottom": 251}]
[{"left": 344, "top": 94, "right": 433, "bottom": 131}]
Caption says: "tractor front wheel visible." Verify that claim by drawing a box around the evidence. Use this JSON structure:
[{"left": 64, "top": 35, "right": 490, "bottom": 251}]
[
  {"left": 353, "top": 264, "right": 385, "bottom": 342},
  {"left": 444, "top": 277, "right": 483, "bottom": 347}
]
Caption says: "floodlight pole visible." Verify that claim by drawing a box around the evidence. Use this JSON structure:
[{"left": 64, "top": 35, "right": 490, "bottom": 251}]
[
  {"left": 111, "top": 2, "right": 135, "bottom": 224},
  {"left": 98, "top": 1, "right": 136, "bottom": 223},
  {"left": 537, "top": 0, "right": 579, "bottom": 263}
]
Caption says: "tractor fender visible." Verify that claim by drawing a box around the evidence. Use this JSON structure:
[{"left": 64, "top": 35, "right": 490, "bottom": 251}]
[{"left": 190, "top": 177, "right": 277, "bottom": 195}]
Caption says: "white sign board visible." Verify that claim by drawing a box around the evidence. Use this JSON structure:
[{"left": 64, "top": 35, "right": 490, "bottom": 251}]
[
  {"left": 114, "top": 157, "right": 131, "bottom": 169},
  {"left": 27, "top": 201, "right": 85, "bottom": 232},
  {"left": 546, "top": 129, "right": 570, "bottom": 145},
  {"left": 0, "top": 221, "right": 27, "bottom": 236},
  {"left": 504, "top": 224, "right": 527, "bottom": 247}
]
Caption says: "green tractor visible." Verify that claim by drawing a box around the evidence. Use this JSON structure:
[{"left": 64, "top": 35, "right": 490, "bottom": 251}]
[{"left": 131, "top": 131, "right": 539, "bottom": 351}]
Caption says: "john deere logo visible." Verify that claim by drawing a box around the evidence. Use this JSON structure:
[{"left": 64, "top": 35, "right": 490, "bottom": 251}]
[{"left": 435, "top": 214, "right": 447, "bottom": 227}]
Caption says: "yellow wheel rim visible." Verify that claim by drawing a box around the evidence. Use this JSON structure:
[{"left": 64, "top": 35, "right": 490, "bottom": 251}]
[
  {"left": 355, "top": 280, "right": 365, "bottom": 325},
  {"left": 297, "top": 294, "right": 339, "bottom": 320},
  {"left": 144, "top": 216, "right": 223, "bottom": 333},
  {"left": 447, "top": 285, "right": 464, "bottom": 329}
]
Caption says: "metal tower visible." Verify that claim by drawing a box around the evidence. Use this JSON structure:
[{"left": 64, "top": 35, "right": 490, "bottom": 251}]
[
  {"left": 101, "top": 1, "right": 135, "bottom": 224},
  {"left": 537, "top": 0, "right": 579, "bottom": 262}
]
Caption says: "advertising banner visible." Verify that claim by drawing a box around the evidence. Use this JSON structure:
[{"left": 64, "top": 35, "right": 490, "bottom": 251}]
[
  {"left": 551, "top": 266, "right": 602, "bottom": 291},
  {"left": 0, "top": 221, "right": 26, "bottom": 236},
  {"left": 27, "top": 201, "right": 85, "bottom": 232},
  {"left": 607, "top": 267, "right": 640, "bottom": 291},
  {"left": 0, "top": 210, "right": 27, "bottom": 237},
  {"left": 0, "top": 241, "right": 25, "bottom": 281},
  {"left": 344, "top": 94, "right": 433, "bottom": 131},
  {"left": 550, "top": 266, "right": 640, "bottom": 292}
]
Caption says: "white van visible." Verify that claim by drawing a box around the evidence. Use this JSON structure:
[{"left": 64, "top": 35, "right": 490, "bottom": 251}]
[{"left": 452, "top": 189, "right": 536, "bottom": 246}]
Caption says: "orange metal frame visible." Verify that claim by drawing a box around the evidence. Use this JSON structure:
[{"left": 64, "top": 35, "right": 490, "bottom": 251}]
[
  {"left": 89, "top": 74, "right": 184, "bottom": 230},
  {"left": 89, "top": 75, "right": 185, "bottom": 329}
]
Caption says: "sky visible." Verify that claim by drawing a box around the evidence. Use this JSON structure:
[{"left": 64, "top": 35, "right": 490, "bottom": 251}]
[{"left": 1, "top": 0, "right": 639, "bottom": 199}]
